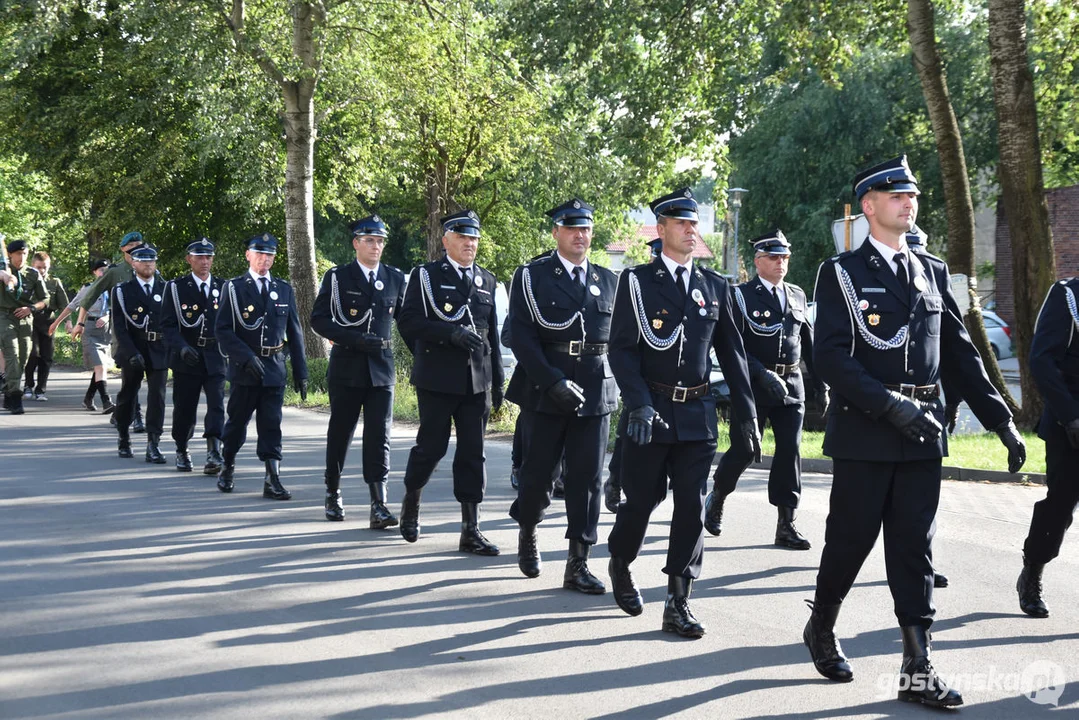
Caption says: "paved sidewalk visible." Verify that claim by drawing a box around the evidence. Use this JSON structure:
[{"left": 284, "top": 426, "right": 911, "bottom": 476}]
[{"left": 0, "top": 369, "right": 1077, "bottom": 719}]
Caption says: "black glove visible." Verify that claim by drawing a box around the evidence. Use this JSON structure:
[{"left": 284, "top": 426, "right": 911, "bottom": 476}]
[
  {"left": 1065, "top": 418, "right": 1079, "bottom": 450},
  {"left": 179, "top": 346, "right": 200, "bottom": 367},
  {"left": 757, "top": 369, "right": 788, "bottom": 404},
  {"left": 995, "top": 420, "right": 1026, "bottom": 473},
  {"left": 294, "top": 377, "right": 308, "bottom": 402},
  {"left": 359, "top": 333, "right": 385, "bottom": 353},
  {"left": 815, "top": 384, "right": 830, "bottom": 416},
  {"left": 881, "top": 390, "right": 943, "bottom": 444},
  {"left": 128, "top": 353, "right": 145, "bottom": 371},
  {"left": 243, "top": 356, "right": 265, "bottom": 381},
  {"left": 450, "top": 326, "right": 484, "bottom": 351},
  {"left": 626, "top": 405, "right": 669, "bottom": 446},
  {"left": 944, "top": 402, "right": 960, "bottom": 435},
  {"left": 740, "top": 419, "right": 762, "bottom": 463},
  {"left": 491, "top": 384, "right": 504, "bottom": 413},
  {"left": 548, "top": 378, "right": 586, "bottom": 414}
]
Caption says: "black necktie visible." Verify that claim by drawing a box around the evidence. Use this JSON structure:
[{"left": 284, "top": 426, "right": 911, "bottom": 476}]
[
  {"left": 894, "top": 255, "right": 909, "bottom": 294},
  {"left": 369, "top": 270, "right": 376, "bottom": 287},
  {"left": 144, "top": 282, "right": 152, "bottom": 297},
  {"left": 675, "top": 266, "right": 687, "bottom": 301},
  {"left": 572, "top": 267, "right": 583, "bottom": 286},
  {"left": 259, "top": 277, "right": 268, "bottom": 299},
  {"left": 772, "top": 286, "right": 784, "bottom": 312},
  {"left": 460, "top": 266, "right": 472, "bottom": 291},
  {"left": 200, "top": 282, "right": 209, "bottom": 299}
]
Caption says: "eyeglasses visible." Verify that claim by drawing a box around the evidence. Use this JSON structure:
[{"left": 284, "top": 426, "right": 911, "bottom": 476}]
[{"left": 357, "top": 236, "right": 386, "bottom": 246}]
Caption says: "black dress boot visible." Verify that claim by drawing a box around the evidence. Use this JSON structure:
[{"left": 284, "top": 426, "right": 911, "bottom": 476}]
[
  {"left": 117, "top": 427, "right": 134, "bottom": 458},
  {"left": 661, "top": 576, "right": 705, "bottom": 638},
  {"left": 603, "top": 475, "right": 622, "bottom": 513},
  {"left": 510, "top": 466, "right": 520, "bottom": 490},
  {"left": 775, "top": 506, "right": 811, "bottom": 550},
  {"left": 325, "top": 478, "right": 344, "bottom": 521},
  {"left": 262, "top": 459, "right": 291, "bottom": 500},
  {"left": 83, "top": 380, "right": 98, "bottom": 411},
  {"left": 1017, "top": 560, "right": 1049, "bottom": 618},
  {"left": 934, "top": 572, "right": 949, "bottom": 588},
  {"left": 608, "top": 556, "right": 643, "bottom": 616},
  {"left": 518, "top": 525, "right": 541, "bottom": 578},
  {"left": 217, "top": 454, "right": 236, "bottom": 493},
  {"left": 132, "top": 405, "right": 145, "bottom": 433},
  {"left": 703, "top": 490, "right": 726, "bottom": 537},
  {"left": 802, "top": 599, "right": 854, "bottom": 682},
  {"left": 369, "top": 482, "right": 399, "bottom": 529},
  {"left": 145, "top": 433, "right": 167, "bottom": 464},
  {"left": 897, "top": 626, "right": 963, "bottom": 707},
  {"left": 400, "top": 489, "right": 421, "bottom": 542},
  {"left": 175, "top": 442, "right": 192, "bottom": 472},
  {"left": 459, "top": 503, "right": 500, "bottom": 556},
  {"left": 564, "top": 539, "right": 605, "bottom": 594},
  {"left": 204, "top": 438, "right": 224, "bottom": 475}
]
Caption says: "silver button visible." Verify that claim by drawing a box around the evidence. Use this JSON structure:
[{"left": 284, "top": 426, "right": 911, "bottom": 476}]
[
  {"left": 909, "top": 313, "right": 915, "bottom": 320},
  {"left": 907, "top": 369, "right": 915, "bottom": 376}
]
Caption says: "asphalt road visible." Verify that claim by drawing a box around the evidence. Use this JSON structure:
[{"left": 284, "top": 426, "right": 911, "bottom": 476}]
[{"left": 1, "top": 368, "right": 1077, "bottom": 719}]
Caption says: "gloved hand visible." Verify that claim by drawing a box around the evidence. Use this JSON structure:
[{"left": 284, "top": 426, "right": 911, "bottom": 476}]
[
  {"left": 814, "top": 383, "right": 830, "bottom": 416},
  {"left": 626, "top": 405, "right": 669, "bottom": 446},
  {"left": 294, "top": 377, "right": 308, "bottom": 402},
  {"left": 995, "top": 420, "right": 1026, "bottom": 473},
  {"left": 491, "top": 384, "right": 504, "bottom": 413},
  {"left": 740, "top": 419, "right": 763, "bottom": 463},
  {"left": 450, "top": 326, "right": 484, "bottom": 351},
  {"left": 548, "top": 378, "right": 586, "bottom": 414},
  {"left": 944, "top": 401, "right": 960, "bottom": 435},
  {"left": 128, "top": 353, "right": 145, "bottom": 371},
  {"left": 1066, "top": 418, "right": 1079, "bottom": 451},
  {"left": 756, "top": 369, "right": 788, "bottom": 404},
  {"left": 881, "top": 390, "right": 943, "bottom": 444},
  {"left": 243, "top": 356, "right": 265, "bottom": 381},
  {"left": 180, "top": 346, "right": 200, "bottom": 367},
  {"left": 359, "top": 333, "right": 385, "bottom": 353}
]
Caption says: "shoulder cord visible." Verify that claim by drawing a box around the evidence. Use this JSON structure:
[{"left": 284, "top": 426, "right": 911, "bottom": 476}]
[
  {"left": 521, "top": 266, "right": 586, "bottom": 343},
  {"left": 169, "top": 282, "right": 206, "bottom": 330},
  {"left": 419, "top": 266, "right": 475, "bottom": 332},
  {"left": 228, "top": 280, "right": 265, "bottom": 331},
  {"left": 834, "top": 263, "right": 908, "bottom": 352},
  {"left": 628, "top": 270, "right": 685, "bottom": 366},
  {"left": 733, "top": 286, "right": 783, "bottom": 336},
  {"left": 114, "top": 286, "right": 148, "bottom": 329},
  {"left": 329, "top": 269, "right": 374, "bottom": 333},
  {"left": 1064, "top": 286, "right": 1079, "bottom": 349}
]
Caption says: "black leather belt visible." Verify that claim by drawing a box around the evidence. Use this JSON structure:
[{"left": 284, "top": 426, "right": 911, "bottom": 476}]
[
  {"left": 145, "top": 331, "right": 162, "bottom": 342},
  {"left": 546, "top": 341, "right": 607, "bottom": 356},
  {"left": 87, "top": 315, "right": 101, "bottom": 321},
  {"left": 261, "top": 344, "right": 285, "bottom": 357},
  {"left": 647, "top": 381, "right": 710, "bottom": 402},
  {"left": 197, "top": 337, "right": 217, "bottom": 347},
  {"left": 885, "top": 383, "right": 940, "bottom": 401},
  {"left": 773, "top": 362, "right": 800, "bottom": 376}
]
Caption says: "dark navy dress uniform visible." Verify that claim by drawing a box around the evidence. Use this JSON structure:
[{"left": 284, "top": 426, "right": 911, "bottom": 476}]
[
  {"left": 311, "top": 215, "right": 406, "bottom": 526},
  {"left": 161, "top": 239, "right": 227, "bottom": 473},
  {"left": 397, "top": 209, "right": 505, "bottom": 552},
  {"left": 506, "top": 199, "right": 618, "bottom": 590},
  {"left": 215, "top": 234, "right": 308, "bottom": 497},
  {"left": 112, "top": 245, "right": 169, "bottom": 461}
]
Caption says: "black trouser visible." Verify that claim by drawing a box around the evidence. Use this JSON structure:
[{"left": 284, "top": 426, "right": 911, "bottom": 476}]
[
  {"left": 814, "top": 458, "right": 941, "bottom": 628},
  {"left": 607, "top": 411, "right": 628, "bottom": 483},
  {"left": 24, "top": 321, "right": 55, "bottom": 391},
  {"left": 171, "top": 371, "right": 226, "bottom": 447},
  {"left": 608, "top": 437, "right": 718, "bottom": 579},
  {"left": 512, "top": 413, "right": 524, "bottom": 468},
  {"left": 402, "top": 388, "right": 489, "bottom": 504},
  {"left": 222, "top": 384, "right": 286, "bottom": 462},
  {"left": 325, "top": 382, "right": 394, "bottom": 491},
  {"left": 1023, "top": 423, "right": 1079, "bottom": 565},
  {"left": 714, "top": 401, "right": 804, "bottom": 508},
  {"left": 510, "top": 410, "right": 609, "bottom": 545},
  {"left": 115, "top": 365, "right": 167, "bottom": 435}
]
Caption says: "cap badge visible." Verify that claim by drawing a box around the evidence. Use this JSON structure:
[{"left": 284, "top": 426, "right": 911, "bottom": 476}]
[
  {"left": 372, "top": 214, "right": 381, "bottom": 223},
  {"left": 467, "top": 210, "right": 477, "bottom": 220},
  {"left": 683, "top": 189, "right": 691, "bottom": 198},
  {"left": 573, "top": 200, "right": 581, "bottom": 209}
]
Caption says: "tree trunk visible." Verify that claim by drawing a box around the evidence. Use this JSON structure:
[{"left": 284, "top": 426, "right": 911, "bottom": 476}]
[
  {"left": 907, "top": 0, "right": 1017, "bottom": 413},
  {"left": 425, "top": 164, "right": 445, "bottom": 261},
  {"left": 988, "top": 0, "right": 1055, "bottom": 429}
]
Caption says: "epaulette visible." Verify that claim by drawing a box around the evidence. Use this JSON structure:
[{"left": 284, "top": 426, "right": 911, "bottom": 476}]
[
  {"left": 914, "top": 249, "right": 946, "bottom": 267},
  {"left": 527, "top": 250, "right": 555, "bottom": 264},
  {"left": 699, "top": 265, "right": 723, "bottom": 279},
  {"left": 386, "top": 264, "right": 404, "bottom": 277}
]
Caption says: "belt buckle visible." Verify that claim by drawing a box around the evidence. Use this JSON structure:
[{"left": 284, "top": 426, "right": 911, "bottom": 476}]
[
  {"left": 672, "top": 385, "right": 688, "bottom": 403},
  {"left": 261, "top": 346, "right": 272, "bottom": 357},
  {"left": 899, "top": 383, "right": 916, "bottom": 398},
  {"left": 568, "top": 340, "right": 583, "bottom": 357},
  {"left": 146, "top": 331, "right": 158, "bottom": 341},
  {"left": 197, "top": 337, "right": 207, "bottom": 347}
]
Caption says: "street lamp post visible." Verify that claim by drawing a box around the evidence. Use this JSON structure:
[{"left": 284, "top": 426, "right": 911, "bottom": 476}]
[{"left": 727, "top": 187, "right": 748, "bottom": 278}]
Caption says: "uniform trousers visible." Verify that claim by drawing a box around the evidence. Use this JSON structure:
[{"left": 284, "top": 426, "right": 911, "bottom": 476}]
[
  {"left": 171, "top": 371, "right": 226, "bottom": 445},
  {"left": 222, "top": 384, "right": 286, "bottom": 461},
  {"left": 402, "top": 388, "right": 489, "bottom": 504},
  {"left": 115, "top": 364, "right": 167, "bottom": 435},
  {"left": 24, "top": 321, "right": 55, "bottom": 391},
  {"left": 608, "top": 437, "right": 718, "bottom": 579},
  {"left": 715, "top": 401, "right": 804, "bottom": 508},
  {"left": 606, "top": 411, "right": 628, "bottom": 484},
  {"left": 1023, "top": 423, "right": 1079, "bottom": 564},
  {"left": 510, "top": 410, "right": 609, "bottom": 545},
  {"left": 325, "top": 382, "right": 394, "bottom": 490},
  {"left": 0, "top": 311, "right": 30, "bottom": 394},
  {"left": 814, "top": 458, "right": 940, "bottom": 628}
]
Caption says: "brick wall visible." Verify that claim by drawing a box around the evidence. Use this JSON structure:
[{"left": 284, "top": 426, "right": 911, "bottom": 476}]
[{"left": 994, "top": 183, "right": 1079, "bottom": 324}]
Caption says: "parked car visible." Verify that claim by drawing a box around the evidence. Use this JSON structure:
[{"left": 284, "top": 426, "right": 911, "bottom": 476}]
[{"left": 982, "top": 310, "right": 1014, "bottom": 360}]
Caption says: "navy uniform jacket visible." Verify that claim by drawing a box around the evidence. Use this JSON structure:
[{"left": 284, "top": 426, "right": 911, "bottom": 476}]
[
  {"left": 732, "top": 277, "right": 816, "bottom": 406},
  {"left": 398, "top": 258, "right": 504, "bottom": 396},
  {"left": 504, "top": 252, "right": 619, "bottom": 416},
  {"left": 310, "top": 261, "right": 406, "bottom": 388},
  {"left": 608, "top": 257, "right": 756, "bottom": 443},
  {"left": 215, "top": 273, "right": 307, "bottom": 388},
  {"left": 113, "top": 276, "right": 169, "bottom": 371},
  {"left": 813, "top": 240, "right": 1010, "bottom": 461},
  {"left": 160, "top": 274, "right": 227, "bottom": 377},
  {"left": 1029, "top": 278, "right": 1079, "bottom": 440}
]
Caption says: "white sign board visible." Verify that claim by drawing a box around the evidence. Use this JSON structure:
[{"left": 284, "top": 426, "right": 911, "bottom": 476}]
[
  {"left": 950, "top": 273, "right": 970, "bottom": 315},
  {"left": 831, "top": 214, "right": 870, "bottom": 254}
]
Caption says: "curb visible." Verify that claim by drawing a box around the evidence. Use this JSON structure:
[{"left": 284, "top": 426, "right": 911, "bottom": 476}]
[{"left": 738, "top": 454, "right": 1045, "bottom": 485}]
